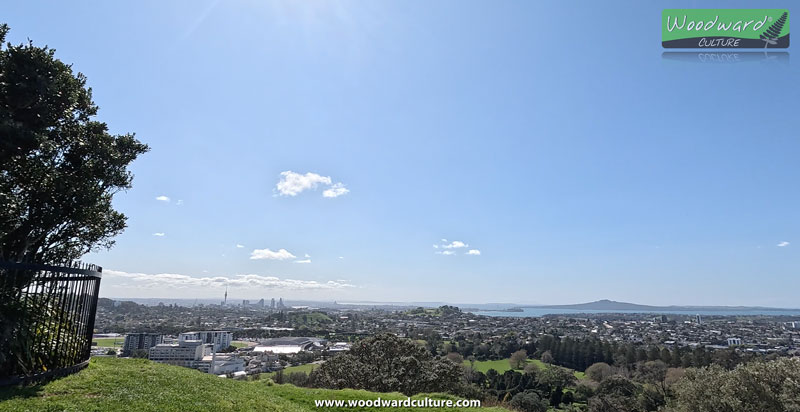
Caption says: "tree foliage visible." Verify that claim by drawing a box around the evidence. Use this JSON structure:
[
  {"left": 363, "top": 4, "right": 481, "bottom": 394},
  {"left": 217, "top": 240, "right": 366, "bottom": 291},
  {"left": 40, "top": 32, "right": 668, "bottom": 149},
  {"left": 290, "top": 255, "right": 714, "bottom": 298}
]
[
  {"left": 310, "top": 334, "right": 463, "bottom": 396},
  {"left": 0, "top": 24, "right": 148, "bottom": 264},
  {"left": 509, "top": 349, "right": 527, "bottom": 369},
  {"left": 669, "top": 358, "right": 800, "bottom": 412},
  {"left": 510, "top": 390, "right": 549, "bottom": 412}
]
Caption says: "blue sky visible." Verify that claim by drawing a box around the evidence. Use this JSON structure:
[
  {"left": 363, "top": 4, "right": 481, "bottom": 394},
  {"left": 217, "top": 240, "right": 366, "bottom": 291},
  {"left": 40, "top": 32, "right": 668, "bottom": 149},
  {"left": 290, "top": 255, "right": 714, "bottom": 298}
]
[{"left": 5, "top": 1, "right": 798, "bottom": 306}]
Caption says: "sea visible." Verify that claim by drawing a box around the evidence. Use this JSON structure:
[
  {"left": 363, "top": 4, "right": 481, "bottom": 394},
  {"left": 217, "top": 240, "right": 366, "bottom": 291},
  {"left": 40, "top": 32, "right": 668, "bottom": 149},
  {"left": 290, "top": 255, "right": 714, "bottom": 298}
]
[{"left": 469, "top": 308, "right": 800, "bottom": 318}]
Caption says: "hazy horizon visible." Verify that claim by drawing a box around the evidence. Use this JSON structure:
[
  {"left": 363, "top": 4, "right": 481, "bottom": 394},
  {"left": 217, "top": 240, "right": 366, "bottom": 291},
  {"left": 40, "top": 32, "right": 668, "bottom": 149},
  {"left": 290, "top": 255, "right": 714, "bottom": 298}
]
[{"left": 6, "top": 0, "right": 797, "bottom": 307}]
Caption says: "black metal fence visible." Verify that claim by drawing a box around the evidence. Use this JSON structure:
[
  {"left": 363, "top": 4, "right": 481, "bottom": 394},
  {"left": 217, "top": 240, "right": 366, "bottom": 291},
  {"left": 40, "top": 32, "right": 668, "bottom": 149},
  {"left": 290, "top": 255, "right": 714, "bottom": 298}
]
[{"left": 0, "top": 260, "right": 102, "bottom": 386}]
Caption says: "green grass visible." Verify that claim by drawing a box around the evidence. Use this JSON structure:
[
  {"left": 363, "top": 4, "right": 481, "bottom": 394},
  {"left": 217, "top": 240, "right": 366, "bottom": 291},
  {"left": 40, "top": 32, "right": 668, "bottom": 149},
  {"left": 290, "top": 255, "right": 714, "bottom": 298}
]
[
  {"left": 91, "top": 337, "right": 124, "bottom": 348},
  {"left": 263, "top": 363, "right": 319, "bottom": 378},
  {"left": 0, "top": 358, "right": 503, "bottom": 411},
  {"left": 464, "top": 358, "right": 585, "bottom": 380},
  {"left": 231, "top": 341, "right": 252, "bottom": 349}
]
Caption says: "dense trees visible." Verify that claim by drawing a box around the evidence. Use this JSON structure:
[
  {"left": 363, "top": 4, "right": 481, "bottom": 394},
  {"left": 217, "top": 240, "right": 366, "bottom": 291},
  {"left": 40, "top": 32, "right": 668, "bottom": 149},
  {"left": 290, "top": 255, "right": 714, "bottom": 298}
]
[
  {"left": 510, "top": 391, "right": 549, "bottom": 412},
  {"left": 669, "top": 358, "right": 800, "bottom": 412},
  {"left": 0, "top": 23, "right": 148, "bottom": 264},
  {"left": 310, "top": 334, "right": 463, "bottom": 395}
]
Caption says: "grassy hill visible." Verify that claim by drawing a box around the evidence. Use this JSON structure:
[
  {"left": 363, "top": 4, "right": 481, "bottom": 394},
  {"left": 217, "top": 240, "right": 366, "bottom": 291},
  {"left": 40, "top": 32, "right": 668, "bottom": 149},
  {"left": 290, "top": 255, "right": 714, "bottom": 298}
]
[
  {"left": 0, "top": 358, "right": 505, "bottom": 412},
  {"left": 263, "top": 362, "right": 320, "bottom": 378},
  {"left": 465, "top": 358, "right": 586, "bottom": 379}
]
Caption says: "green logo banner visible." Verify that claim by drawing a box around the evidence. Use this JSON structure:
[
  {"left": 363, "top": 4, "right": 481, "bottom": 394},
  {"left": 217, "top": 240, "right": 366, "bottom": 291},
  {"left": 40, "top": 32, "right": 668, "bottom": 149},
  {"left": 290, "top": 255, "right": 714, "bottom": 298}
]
[{"left": 662, "top": 9, "right": 789, "bottom": 48}]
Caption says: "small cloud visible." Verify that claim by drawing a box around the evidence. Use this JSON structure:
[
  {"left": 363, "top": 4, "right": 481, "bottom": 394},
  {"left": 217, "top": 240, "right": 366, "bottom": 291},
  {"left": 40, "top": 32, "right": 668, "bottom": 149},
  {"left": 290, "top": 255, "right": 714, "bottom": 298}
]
[
  {"left": 236, "top": 244, "right": 245, "bottom": 248},
  {"left": 323, "top": 182, "right": 349, "bottom": 198},
  {"left": 152, "top": 232, "right": 165, "bottom": 237},
  {"left": 294, "top": 259, "right": 312, "bottom": 264},
  {"left": 275, "top": 171, "right": 331, "bottom": 196},
  {"left": 777, "top": 241, "right": 790, "bottom": 247},
  {"left": 467, "top": 249, "right": 481, "bottom": 255},
  {"left": 436, "top": 250, "right": 455, "bottom": 255},
  {"left": 432, "top": 245, "right": 439, "bottom": 249},
  {"left": 176, "top": 199, "right": 184, "bottom": 206},
  {"left": 443, "top": 240, "right": 468, "bottom": 249},
  {"left": 250, "top": 248, "right": 296, "bottom": 260},
  {"left": 304, "top": 253, "right": 311, "bottom": 258},
  {"left": 155, "top": 196, "right": 170, "bottom": 202},
  {"left": 338, "top": 256, "right": 344, "bottom": 259}
]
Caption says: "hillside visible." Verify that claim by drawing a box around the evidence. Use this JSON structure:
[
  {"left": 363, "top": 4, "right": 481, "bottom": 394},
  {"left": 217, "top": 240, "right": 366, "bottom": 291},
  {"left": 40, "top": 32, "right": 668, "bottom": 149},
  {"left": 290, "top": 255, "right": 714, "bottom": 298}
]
[{"left": 0, "top": 358, "right": 504, "bottom": 412}]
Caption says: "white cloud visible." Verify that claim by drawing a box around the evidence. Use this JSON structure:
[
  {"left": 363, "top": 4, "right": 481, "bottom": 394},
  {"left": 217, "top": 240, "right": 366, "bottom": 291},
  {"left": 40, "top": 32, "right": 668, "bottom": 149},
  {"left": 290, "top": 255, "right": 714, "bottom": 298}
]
[
  {"left": 323, "top": 183, "right": 349, "bottom": 198},
  {"left": 152, "top": 232, "right": 165, "bottom": 237},
  {"left": 236, "top": 244, "right": 245, "bottom": 248},
  {"left": 437, "top": 250, "right": 455, "bottom": 255},
  {"left": 443, "top": 240, "right": 468, "bottom": 249},
  {"left": 250, "top": 248, "right": 296, "bottom": 260},
  {"left": 338, "top": 256, "right": 344, "bottom": 259},
  {"left": 155, "top": 195, "right": 170, "bottom": 202},
  {"left": 432, "top": 245, "right": 439, "bottom": 249},
  {"left": 275, "top": 171, "right": 332, "bottom": 196},
  {"left": 294, "top": 259, "right": 312, "bottom": 264},
  {"left": 275, "top": 171, "right": 349, "bottom": 198},
  {"left": 467, "top": 249, "right": 481, "bottom": 255},
  {"left": 304, "top": 253, "right": 311, "bottom": 258},
  {"left": 778, "top": 241, "right": 790, "bottom": 247},
  {"left": 176, "top": 200, "right": 184, "bottom": 206},
  {"left": 104, "top": 270, "right": 355, "bottom": 290}
]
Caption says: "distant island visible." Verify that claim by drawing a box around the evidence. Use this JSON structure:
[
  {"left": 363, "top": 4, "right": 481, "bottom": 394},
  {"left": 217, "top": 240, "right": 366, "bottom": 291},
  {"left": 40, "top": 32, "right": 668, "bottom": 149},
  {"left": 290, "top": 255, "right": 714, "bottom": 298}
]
[{"left": 524, "top": 299, "right": 799, "bottom": 312}]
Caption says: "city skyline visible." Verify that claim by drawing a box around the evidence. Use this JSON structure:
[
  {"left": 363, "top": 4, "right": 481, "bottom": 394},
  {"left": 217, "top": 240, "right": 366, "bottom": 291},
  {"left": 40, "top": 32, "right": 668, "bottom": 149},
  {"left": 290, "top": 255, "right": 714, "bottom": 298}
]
[{"left": 4, "top": 0, "right": 797, "bottom": 306}]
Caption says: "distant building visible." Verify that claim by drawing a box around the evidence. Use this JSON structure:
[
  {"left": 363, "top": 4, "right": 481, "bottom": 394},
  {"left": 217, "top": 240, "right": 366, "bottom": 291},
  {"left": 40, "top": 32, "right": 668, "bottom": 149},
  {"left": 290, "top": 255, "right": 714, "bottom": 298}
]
[
  {"left": 122, "top": 333, "right": 163, "bottom": 356},
  {"left": 727, "top": 337, "right": 742, "bottom": 346},
  {"left": 179, "top": 331, "right": 233, "bottom": 352},
  {"left": 149, "top": 340, "right": 210, "bottom": 368},
  {"left": 695, "top": 314, "right": 702, "bottom": 324},
  {"left": 257, "top": 298, "right": 265, "bottom": 308},
  {"left": 270, "top": 298, "right": 276, "bottom": 309},
  {"left": 242, "top": 299, "right": 250, "bottom": 307},
  {"left": 328, "top": 342, "right": 351, "bottom": 354},
  {"left": 196, "top": 354, "right": 245, "bottom": 374},
  {"left": 277, "top": 298, "right": 285, "bottom": 310},
  {"left": 253, "top": 337, "right": 326, "bottom": 354}
]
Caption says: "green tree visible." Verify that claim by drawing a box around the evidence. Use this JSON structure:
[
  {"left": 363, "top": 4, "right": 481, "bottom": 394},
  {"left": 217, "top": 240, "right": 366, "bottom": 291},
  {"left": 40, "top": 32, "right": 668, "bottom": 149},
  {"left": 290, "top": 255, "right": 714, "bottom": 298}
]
[
  {"left": 586, "top": 362, "right": 614, "bottom": 382},
  {"left": 310, "top": 334, "right": 463, "bottom": 396},
  {"left": 0, "top": 23, "right": 148, "bottom": 264},
  {"left": 510, "top": 390, "right": 549, "bottom": 412},
  {"left": 670, "top": 358, "right": 800, "bottom": 412},
  {"left": 588, "top": 376, "right": 641, "bottom": 412},
  {"left": 635, "top": 360, "right": 668, "bottom": 395},
  {"left": 510, "top": 349, "right": 528, "bottom": 369},
  {"left": 541, "top": 350, "right": 554, "bottom": 364}
]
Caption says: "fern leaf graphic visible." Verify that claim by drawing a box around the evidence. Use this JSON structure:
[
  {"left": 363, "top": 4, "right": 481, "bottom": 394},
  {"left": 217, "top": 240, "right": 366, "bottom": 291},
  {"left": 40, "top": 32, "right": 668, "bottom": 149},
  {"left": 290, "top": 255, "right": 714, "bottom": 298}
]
[{"left": 760, "top": 12, "right": 788, "bottom": 48}]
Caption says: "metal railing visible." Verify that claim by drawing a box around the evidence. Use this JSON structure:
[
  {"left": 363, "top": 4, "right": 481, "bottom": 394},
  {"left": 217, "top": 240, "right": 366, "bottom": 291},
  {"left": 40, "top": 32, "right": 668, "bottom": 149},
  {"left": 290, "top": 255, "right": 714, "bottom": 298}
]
[{"left": 0, "top": 260, "right": 102, "bottom": 386}]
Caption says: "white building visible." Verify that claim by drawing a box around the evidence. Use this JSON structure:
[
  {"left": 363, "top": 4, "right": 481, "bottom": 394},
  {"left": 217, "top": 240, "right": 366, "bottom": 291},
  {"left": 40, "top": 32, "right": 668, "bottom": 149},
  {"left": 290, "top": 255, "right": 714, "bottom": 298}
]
[
  {"left": 727, "top": 337, "right": 743, "bottom": 346},
  {"left": 196, "top": 354, "right": 245, "bottom": 374},
  {"left": 149, "top": 339, "right": 211, "bottom": 368},
  {"left": 253, "top": 337, "right": 326, "bottom": 354},
  {"left": 328, "top": 342, "right": 351, "bottom": 354},
  {"left": 178, "top": 331, "right": 233, "bottom": 352}
]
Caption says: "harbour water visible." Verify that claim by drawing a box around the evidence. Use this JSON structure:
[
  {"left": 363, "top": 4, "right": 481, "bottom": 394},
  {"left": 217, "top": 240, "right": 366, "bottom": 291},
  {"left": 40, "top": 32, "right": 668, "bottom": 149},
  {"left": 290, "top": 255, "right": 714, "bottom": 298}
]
[{"left": 470, "top": 308, "right": 800, "bottom": 318}]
